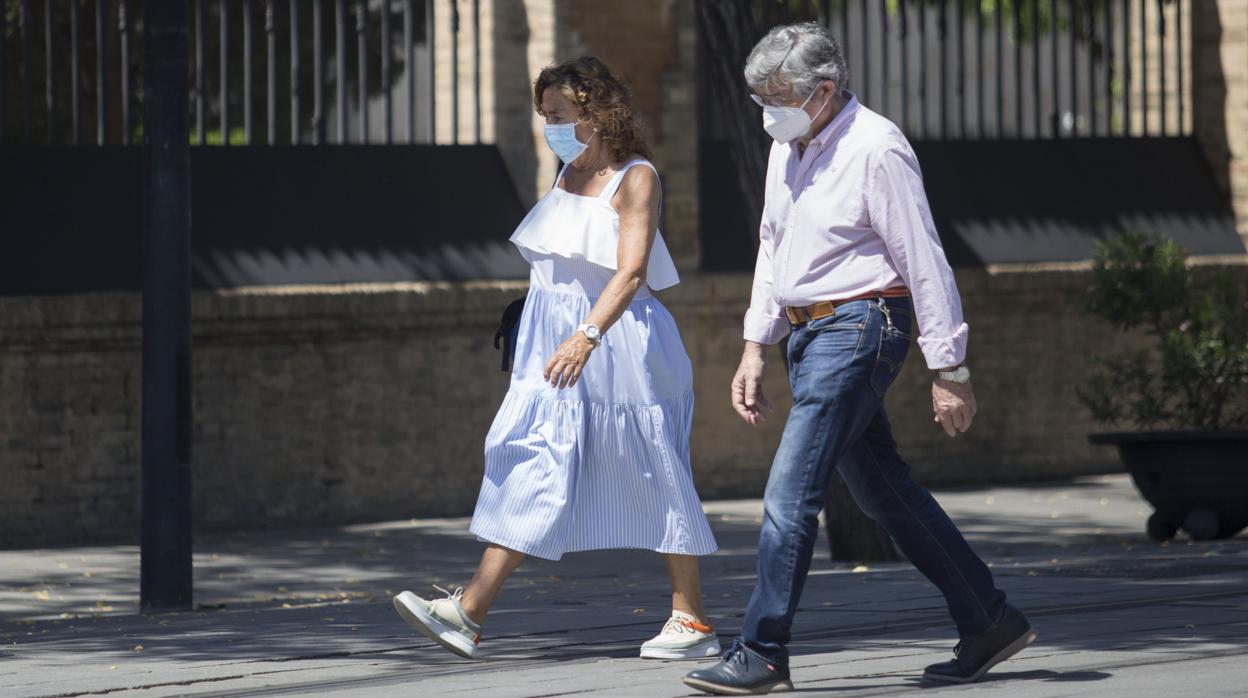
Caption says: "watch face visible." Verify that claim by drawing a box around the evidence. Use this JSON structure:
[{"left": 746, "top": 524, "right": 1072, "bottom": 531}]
[{"left": 582, "top": 325, "right": 600, "bottom": 340}]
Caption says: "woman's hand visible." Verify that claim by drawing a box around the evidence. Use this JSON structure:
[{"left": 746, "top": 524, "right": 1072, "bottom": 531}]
[{"left": 544, "top": 333, "right": 597, "bottom": 389}]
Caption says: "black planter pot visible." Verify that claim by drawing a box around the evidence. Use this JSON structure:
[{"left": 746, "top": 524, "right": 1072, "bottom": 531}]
[{"left": 1089, "top": 430, "right": 1248, "bottom": 541}]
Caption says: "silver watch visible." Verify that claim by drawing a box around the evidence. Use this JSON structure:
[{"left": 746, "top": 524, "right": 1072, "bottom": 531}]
[
  {"left": 576, "top": 323, "right": 602, "bottom": 346},
  {"left": 937, "top": 365, "right": 971, "bottom": 383}
]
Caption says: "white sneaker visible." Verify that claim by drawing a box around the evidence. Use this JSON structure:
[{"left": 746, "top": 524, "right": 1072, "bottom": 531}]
[
  {"left": 640, "top": 610, "right": 721, "bottom": 660},
  {"left": 393, "top": 586, "right": 482, "bottom": 658}
]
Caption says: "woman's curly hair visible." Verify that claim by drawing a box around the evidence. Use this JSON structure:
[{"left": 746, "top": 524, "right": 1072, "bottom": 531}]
[{"left": 534, "top": 56, "right": 652, "bottom": 162}]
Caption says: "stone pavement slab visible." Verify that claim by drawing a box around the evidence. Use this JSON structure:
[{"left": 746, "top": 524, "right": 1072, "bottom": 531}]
[{"left": 2, "top": 475, "right": 1247, "bottom": 697}]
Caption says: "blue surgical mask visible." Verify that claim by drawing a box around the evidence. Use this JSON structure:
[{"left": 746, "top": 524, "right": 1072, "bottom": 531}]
[{"left": 544, "top": 122, "right": 595, "bottom": 164}]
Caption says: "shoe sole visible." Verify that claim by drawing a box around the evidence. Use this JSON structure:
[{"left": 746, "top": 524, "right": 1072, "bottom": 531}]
[
  {"left": 392, "top": 592, "right": 478, "bottom": 659},
  {"left": 922, "top": 628, "right": 1038, "bottom": 684},
  {"left": 681, "top": 677, "right": 794, "bottom": 695},
  {"left": 640, "top": 637, "right": 722, "bottom": 660}
]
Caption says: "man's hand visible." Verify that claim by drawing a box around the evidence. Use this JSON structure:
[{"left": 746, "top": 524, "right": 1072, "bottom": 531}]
[
  {"left": 932, "top": 377, "right": 977, "bottom": 437},
  {"left": 731, "top": 342, "right": 773, "bottom": 426}
]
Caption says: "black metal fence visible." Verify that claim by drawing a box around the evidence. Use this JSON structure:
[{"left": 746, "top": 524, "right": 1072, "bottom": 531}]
[
  {"left": 752, "top": 0, "right": 1189, "bottom": 140},
  {"left": 0, "top": 0, "right": 487, "bottom": 145}
]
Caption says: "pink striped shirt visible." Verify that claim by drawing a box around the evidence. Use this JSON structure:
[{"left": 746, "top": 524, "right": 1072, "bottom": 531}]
[{"left": 744, "top": 92, "right": 968, "bottom": 370}]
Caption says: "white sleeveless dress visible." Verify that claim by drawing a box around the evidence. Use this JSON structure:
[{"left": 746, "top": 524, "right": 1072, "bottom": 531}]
[{"left": 469, "top": 159, "right": 718, "bottom": 561}]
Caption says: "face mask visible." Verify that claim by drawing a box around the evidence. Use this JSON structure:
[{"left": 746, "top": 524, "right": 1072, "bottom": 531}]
[
  {"left": 757, "top": 88, "right": 829, "bottom": 143},
  {"left": 544, "top": 122, "right": 595, "bottom": 164}
]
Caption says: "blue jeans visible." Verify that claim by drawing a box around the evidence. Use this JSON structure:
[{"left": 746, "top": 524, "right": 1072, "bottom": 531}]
[{"left": 739, "top": 296, "right": 1007, "bottom": 666}]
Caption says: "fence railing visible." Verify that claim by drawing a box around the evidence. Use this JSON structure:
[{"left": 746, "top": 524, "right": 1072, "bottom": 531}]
[
  {"left": 1, "top": 0, "right": 486, "bottom": 146},
  {"left": 753, "top": 0, "right": 1189, "bottom": 140}
]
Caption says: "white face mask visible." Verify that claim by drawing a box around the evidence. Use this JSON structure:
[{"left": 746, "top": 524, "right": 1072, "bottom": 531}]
[{"left": 753, "top": 87, "right": 831, "bottom": 143}]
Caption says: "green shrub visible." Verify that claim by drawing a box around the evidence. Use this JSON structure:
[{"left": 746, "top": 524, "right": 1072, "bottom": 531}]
[{"left": 1077, "top": 232, "right": 1248, "bottom": 430}]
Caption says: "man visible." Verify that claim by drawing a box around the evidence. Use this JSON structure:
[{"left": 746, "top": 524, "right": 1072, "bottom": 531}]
[{"left": 683, "top": 22, "right": 1035, "bottom": 695}]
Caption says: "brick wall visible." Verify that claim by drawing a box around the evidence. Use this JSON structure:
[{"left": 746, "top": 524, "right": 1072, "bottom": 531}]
[{"left": 7, "top": 264, "right": 1231, "bottom": 548}]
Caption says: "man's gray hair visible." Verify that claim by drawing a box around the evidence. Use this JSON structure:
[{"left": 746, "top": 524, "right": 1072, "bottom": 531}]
[{"left": 743, "top": 22, "right": 848, "bottom": 97}]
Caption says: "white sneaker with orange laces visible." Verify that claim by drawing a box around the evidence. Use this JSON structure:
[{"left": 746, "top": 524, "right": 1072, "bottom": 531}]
[
  {"left": 393, "top": 586, "right": 482, "bottom": 658},
  {"left": 640, "top": 610, "right": 721, "bottom": 660}
]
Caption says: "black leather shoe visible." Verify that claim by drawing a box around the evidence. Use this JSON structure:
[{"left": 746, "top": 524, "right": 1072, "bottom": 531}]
[
  {"left": 923, "top": 605, "right": 1037, "bottom": 684},
  {"left": 683, "top": 640, "right": 794, "bottom": 695}
]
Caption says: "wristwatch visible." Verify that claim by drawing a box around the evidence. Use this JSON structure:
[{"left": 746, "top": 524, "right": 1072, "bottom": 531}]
[
  {"left": 937, "top": 365, "right": 971, "bottom": 383},
  {"left": 576, "top": 323, "right": 602, "bottom": 347}
]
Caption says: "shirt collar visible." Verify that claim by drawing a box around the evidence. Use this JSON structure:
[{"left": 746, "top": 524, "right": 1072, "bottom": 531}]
[{"left": 808, "top": 90, "right": 859, "bottom": 150}]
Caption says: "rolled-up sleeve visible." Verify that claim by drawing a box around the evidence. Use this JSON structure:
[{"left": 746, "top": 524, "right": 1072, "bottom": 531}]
[
  {"left": 743, "top": 215, "right": 790, "bottom": 345},
  {"left": 866, "top": 147, "right": 968, "bottom": 369}
]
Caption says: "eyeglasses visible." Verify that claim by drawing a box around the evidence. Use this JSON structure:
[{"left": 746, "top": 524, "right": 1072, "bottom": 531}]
[
  {"left": 750, "top": 93, "right": 791, "bottom": 108},
  {"left": 749, "top": 87, "right": 818, "bottom": 109}
]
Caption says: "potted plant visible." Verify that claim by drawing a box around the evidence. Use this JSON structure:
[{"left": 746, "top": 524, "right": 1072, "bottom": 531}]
[{"left": 1079, "top": 232, "right": 1248, "bottom": 541}]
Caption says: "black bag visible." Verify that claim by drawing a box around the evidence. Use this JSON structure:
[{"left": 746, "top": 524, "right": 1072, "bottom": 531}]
[{"left": 493, "top": 298, "right": 526, "bottom": 372}]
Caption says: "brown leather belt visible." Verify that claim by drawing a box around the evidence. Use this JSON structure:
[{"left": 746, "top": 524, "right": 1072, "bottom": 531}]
[{"left": 785, "top": 287, "right": 910, "bottom": 326}]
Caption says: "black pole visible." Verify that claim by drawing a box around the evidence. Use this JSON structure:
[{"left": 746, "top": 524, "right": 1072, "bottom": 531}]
[
  {"left": 44, "top": 0, "right": 54, "bottom": 144},
  {"left": 120, "top": 0, "right": 131, "bottom": 144},
  {"left": 71, "top": 0, "right": 81, "bottom": 145},
  {"left": 1069, "top": 0, "right": 1078, "bottom": 137},
  {"left": 974, "top": 0, "right": 982, "bottom": 138},
  {"left": 221, "top": 0, "right": 230, "bottom": 145},
  {"left": 405, "top": 0, "right": 414, "bottom": 142},
  {"left": 919, "top": 1, "right": 927, "bottom": 135},
  {"left": 21, "top": 0, "right": 32, "bottom": 143},
  {"left": 956, "top": 0, "right": 965, "bottom": 138},
  {"left": 0, "top": 2, "right": 6, "bottom": 143},
  {"left": 382, "top": 0, "right": 392, "bottom": 144},
  {"left": 1014, "top": 0, "right": 1022, "bottom": 136},
  {"left": 995, "top": 1, "right": 1002, "bottom": 137},
  {"left": 313, "top": 0, "right": 325, "bottom": 144},
  {"left": 244, "top": 0, "right": 254, "bottom": 145},
  {"left": 1050, "top": 0, "right": 1058, "bottom": 136},
  {"left": 96, "top": 0, "right": 106, "bottom": 144},
  {"left": 140, "top": 0, "right": 193, "bottom": 614},
  {"left": 426, "top": 0, "right": 435, "bottom": 142},
  {"left": 195, "top": 0, "right": 204, "bottom": 144},
  {"left": 938, "top": 0, "right": 947, "bottom": 139},
  {"left": 336, "top": 0, "right": 346, "bottom": 144},
  {"left": 451, "top": 0, "right": 459, "bottom": 144},
  {"left": 266, "top": 0, "right": 276, "bottom": 145},
  {"left": 1033, "top": 0, "right": 1041, "bottom": 137},
  {"left": 291, "top": 0, "right": 301, "bottom": 143},
  {"left": 1087, "top": 0, "right": 1096, "bottom": 136},
  {"left": 356, "top": 0, "right": 367, "bottom": 144}
]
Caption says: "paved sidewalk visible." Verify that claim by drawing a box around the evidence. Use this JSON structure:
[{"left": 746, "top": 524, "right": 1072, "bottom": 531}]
[{"left": 2, "top": 474, "right": 1247, "bottom": 697}]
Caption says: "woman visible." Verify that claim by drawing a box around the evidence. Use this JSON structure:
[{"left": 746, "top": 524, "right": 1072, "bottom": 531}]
[{"left": 393, "top": 56, "right": 719, "bottom": 661}]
